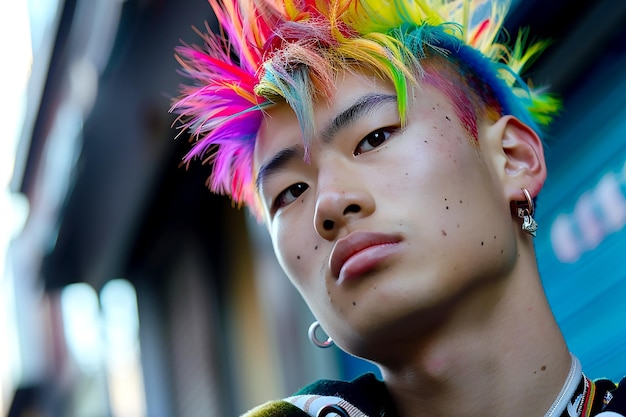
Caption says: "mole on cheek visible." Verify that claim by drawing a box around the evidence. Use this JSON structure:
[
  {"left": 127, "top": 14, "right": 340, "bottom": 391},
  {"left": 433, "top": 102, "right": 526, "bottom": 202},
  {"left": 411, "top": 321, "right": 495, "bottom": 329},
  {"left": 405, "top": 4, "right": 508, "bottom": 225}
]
[
  {"left": 441, "top": 230, "right": 447, "bottom": 236},
  {"left": 297, "top": 255, "right": 301, "bottom": 260}
]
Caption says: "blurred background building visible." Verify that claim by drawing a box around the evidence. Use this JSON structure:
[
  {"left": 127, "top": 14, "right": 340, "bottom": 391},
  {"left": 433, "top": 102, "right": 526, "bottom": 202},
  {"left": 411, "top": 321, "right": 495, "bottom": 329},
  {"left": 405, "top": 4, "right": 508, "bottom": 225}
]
[{"left": 1, "top": 0, "right": 625, "bottom": 416}]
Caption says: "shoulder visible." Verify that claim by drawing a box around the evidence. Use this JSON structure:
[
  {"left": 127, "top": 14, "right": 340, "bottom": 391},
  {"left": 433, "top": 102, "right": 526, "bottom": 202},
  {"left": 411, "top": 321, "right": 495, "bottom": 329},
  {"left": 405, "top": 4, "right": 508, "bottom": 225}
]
[
  {"left": 240, "top": 400, "right": 310, "bottom": 417},
  {"left": 594, "top": 376, "right": 626, "bottom": 416},
  {"left": 240, "top": 373, "right": 396, "bottom": 417},
  {"left": 602, "top": 376, "right": 626, "bottom": 414},
  {"left": 296, "top": 372, "right": 384, "bottom": 395},
  {"left": 296, "top": 373, "right": 394, "bottom": 416}
]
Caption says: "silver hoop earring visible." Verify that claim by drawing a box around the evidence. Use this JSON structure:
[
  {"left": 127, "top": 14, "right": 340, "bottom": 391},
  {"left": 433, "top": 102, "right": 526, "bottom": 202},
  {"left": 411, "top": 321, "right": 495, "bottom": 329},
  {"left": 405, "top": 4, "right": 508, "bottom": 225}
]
[
  {"left": 517, "top": 188, "right": 538, "bottom": 237},
  {"left": 308, "top": 321, "right": 333, "bottom": 348}
]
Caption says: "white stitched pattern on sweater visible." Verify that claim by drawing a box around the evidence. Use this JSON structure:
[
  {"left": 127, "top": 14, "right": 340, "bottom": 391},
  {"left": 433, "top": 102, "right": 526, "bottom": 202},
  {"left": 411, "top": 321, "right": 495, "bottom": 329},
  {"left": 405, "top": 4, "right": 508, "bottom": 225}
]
[
  {"left": 286, "top": 394, "right": 369, "bottom": 417},
  {"left": 567, "top": 394, "right": 583, "bottom": 417}
]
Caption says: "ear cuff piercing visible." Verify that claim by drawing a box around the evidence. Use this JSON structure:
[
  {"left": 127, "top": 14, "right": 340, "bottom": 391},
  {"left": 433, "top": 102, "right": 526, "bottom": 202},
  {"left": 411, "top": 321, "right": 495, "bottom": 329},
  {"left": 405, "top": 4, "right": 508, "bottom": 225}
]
[{"left": 517, "top": 188, "right": 538, "bottom": 237}]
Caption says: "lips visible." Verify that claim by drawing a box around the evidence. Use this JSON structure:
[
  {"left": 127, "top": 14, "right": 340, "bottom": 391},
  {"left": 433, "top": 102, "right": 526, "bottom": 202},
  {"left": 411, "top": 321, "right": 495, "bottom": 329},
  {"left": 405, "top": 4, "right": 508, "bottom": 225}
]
[{"left": 330, "top": 231, "right": 402, "bottom": 282}]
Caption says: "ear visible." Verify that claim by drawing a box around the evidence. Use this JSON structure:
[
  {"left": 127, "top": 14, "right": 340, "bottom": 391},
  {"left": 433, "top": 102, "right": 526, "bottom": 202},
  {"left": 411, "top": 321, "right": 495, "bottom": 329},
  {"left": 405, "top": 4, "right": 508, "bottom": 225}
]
[{"left": 483, "top": 116, "right": 547, "bottom": 202}]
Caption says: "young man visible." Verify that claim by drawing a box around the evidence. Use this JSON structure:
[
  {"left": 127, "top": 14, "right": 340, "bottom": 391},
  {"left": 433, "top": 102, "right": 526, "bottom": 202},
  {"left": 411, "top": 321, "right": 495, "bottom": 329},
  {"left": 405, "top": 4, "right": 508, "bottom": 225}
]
[{"left": 171, "top": 0, "right": 625, "bottom": 415}]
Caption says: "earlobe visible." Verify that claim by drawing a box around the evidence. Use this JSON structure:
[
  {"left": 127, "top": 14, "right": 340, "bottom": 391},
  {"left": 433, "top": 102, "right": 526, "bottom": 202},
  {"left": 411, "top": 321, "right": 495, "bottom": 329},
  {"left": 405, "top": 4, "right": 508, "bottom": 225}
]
[{"left": 488, "top": 116, "right": 547, "bottom": 200}]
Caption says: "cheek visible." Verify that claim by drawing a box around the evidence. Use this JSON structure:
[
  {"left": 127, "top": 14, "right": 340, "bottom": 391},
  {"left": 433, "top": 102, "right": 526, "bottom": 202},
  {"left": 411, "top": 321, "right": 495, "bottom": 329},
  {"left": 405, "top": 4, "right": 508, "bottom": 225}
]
[
  {"left": 271, "top": 217, "right": 318, "bottom": 292},
  {"left": 391, "top": 127, "right": 472, "bottom": 193}
]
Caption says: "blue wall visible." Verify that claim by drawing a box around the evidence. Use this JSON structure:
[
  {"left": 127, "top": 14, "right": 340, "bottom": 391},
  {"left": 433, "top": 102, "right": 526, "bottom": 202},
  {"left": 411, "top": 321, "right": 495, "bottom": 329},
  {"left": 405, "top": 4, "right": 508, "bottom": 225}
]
[{"left": 535, "top": 58, "right": 626, "bottom": 381}]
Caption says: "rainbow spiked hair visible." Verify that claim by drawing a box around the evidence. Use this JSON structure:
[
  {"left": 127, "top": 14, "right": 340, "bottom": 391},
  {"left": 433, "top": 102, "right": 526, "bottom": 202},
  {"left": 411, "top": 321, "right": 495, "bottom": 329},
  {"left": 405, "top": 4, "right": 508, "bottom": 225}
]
[{"left": 171, "top": 0, "right": 560, "bottom": 217}]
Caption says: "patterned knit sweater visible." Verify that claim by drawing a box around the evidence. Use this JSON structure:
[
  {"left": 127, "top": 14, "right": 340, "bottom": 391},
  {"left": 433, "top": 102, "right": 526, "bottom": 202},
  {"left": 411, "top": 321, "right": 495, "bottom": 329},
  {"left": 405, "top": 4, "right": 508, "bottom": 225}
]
[{"left": 241, "top": 373, "right": 626, "bottom": 417}]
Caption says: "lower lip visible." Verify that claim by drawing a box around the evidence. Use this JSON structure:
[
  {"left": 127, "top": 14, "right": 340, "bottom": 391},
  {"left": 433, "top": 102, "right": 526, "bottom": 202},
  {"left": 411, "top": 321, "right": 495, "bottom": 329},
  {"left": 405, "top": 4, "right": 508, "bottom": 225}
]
[{"left": 338, "top": 243, "right": 400, "bottom": 284}]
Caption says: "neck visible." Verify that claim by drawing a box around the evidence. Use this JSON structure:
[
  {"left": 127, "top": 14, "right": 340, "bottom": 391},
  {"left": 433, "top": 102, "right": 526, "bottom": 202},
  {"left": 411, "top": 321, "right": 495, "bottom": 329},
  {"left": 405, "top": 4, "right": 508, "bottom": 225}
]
[{"left": 379, "top": 250, "right": 571, "bottom": 417}]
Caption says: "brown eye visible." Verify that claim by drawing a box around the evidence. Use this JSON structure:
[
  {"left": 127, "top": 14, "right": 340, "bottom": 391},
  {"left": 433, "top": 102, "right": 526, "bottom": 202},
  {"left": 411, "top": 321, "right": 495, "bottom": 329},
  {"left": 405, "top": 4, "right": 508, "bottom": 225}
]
[
  {"left": 354, "top": 128, "right": 393, "bottom": 155},
  {"left": 273, "top": 183, "right": 309, "bottom": 211}
]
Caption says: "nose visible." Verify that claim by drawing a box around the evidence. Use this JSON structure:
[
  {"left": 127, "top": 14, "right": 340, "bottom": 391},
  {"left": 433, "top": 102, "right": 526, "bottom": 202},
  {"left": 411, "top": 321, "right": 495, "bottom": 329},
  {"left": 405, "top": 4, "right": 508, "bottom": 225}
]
[{"left": 313, "top": 176, "right": 375, "bottom": 240}]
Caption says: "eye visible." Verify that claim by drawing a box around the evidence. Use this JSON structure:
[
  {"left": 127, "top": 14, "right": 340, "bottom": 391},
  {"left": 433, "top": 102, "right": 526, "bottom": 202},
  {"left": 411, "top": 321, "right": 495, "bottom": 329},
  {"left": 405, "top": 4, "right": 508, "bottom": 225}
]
[
  {"left": 273, "top": 182, "right": 309, "bottom": 211},
  {"left": 354, "top": 128, "right": 395, "bottom": 155}
]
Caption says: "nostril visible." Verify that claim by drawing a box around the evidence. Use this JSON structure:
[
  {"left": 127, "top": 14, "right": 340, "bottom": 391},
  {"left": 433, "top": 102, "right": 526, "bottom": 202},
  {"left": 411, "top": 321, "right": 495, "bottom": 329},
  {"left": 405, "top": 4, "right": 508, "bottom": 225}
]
[
  {"left": 323, "top": 220, "right": 334, "bottom": 231},
  {"left": 344, "top": 204, "right": 361, "bottom": 215}
]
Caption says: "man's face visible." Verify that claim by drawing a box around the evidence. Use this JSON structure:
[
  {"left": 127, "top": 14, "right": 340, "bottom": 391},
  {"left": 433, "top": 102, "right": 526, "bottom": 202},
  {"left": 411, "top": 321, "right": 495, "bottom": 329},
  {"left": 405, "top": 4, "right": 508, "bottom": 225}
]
[{"left": 254, "top": 70, "right": 519, "bottom": 360}]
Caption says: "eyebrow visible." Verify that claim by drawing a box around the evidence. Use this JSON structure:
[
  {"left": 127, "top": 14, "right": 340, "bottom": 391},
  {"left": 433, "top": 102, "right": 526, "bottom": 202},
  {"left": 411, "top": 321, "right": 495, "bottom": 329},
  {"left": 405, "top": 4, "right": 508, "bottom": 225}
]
[
  {"left": 255, "top": 93, "right": 397, "bottom": 193},
  {"left": 256, "top": 145, "right": 304, "bottom": 192},
  {"left": 320, "top": 93, "right": 397, "bottom": 142}
]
